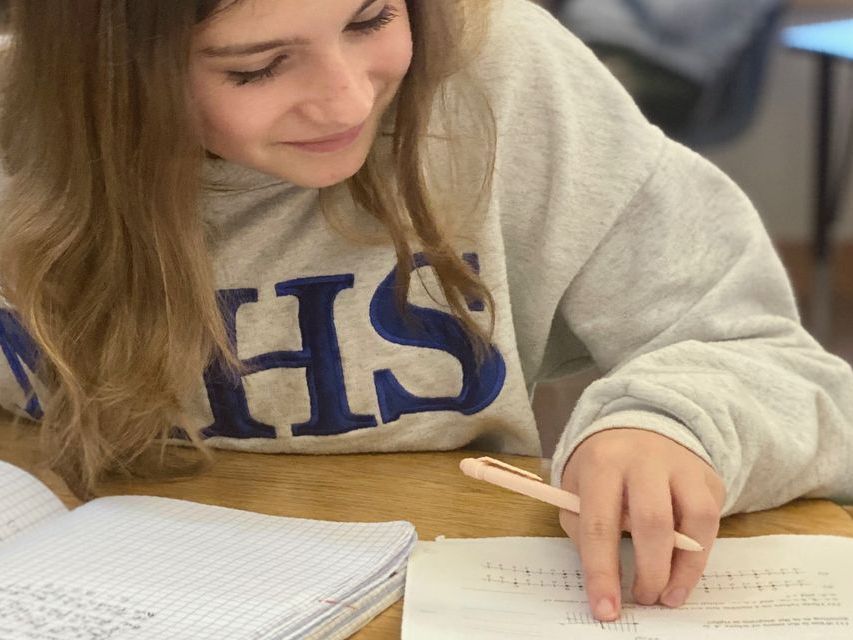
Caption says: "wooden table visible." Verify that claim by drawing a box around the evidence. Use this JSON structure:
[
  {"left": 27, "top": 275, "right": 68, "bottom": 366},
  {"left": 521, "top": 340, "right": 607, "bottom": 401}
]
[{"left": 2, "top": 419, "right": 852, "bottom": 639}]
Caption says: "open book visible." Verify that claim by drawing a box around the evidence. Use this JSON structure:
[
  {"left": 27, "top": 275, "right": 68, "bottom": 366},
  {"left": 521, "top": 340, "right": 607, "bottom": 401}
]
[
  {"left": 403, "top": 534, "right": 853, "bottom": 639},
  {"left": 0, "top": 460, "right": 416, "bottom": 639}
]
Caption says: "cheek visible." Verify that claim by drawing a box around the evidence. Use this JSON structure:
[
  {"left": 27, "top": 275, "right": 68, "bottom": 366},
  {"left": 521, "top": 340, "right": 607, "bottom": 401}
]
[
  {"left": 372, "top": 25, "right": 413, "bottom": 85},
  {"left": 190, "top": 77, "right": 287, "bottom": 150}
]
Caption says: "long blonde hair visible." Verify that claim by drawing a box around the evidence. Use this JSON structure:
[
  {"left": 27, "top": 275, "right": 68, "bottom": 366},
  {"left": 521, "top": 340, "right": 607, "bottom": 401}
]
[{"left": 0, "top": 0, "right": 496, "bottom": 496}]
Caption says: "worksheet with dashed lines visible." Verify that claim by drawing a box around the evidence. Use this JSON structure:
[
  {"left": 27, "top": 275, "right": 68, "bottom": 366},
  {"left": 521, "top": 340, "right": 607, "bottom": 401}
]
[{"left": 403, "top": 535, "right": 853, "bottom": 640}]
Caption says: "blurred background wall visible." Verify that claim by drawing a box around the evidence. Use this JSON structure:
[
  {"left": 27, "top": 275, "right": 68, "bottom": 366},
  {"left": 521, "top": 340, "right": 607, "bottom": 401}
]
[
  {"left": 531, "top": 0, "right": 853, "bottom": 456},
  {"left": 705, "top": 0, "right": 853, "bottom": 244}
]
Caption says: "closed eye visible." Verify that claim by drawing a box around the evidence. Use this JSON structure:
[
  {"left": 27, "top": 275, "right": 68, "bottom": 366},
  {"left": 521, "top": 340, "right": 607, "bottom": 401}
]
[
  {"left": 346, "top": 4, "right": 398, "bottom": 34},
  {"left": 227, "top": 54, "right": 288, "bottom": 86},
  {"left": 226, "top": 4, "right": 399, "bottom": 87}
]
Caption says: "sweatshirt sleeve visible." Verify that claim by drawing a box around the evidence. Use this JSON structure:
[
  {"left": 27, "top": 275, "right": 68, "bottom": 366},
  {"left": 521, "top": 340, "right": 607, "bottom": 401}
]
[
  {"left": 474, "top": 1, "right": 853, "bottom": 516},
  {"left": 549, "top": 137, "right": 853, "bottom": 515}
]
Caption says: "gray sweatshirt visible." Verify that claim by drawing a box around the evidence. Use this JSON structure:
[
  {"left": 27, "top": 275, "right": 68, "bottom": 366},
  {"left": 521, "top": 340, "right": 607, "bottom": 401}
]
[{"left": 1, "top": 0, "right": 851, "bottom": 515}]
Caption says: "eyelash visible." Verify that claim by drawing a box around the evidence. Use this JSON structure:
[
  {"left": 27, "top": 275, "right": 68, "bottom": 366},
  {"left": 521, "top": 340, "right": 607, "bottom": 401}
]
[{"left": 227, "top": 4, "right": 399, "bottom": 87}]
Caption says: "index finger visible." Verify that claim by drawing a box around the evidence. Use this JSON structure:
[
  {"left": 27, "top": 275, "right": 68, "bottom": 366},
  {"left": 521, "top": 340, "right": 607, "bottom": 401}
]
[{"left": 577, "top": 472, "right": 625, "bottom": 621}]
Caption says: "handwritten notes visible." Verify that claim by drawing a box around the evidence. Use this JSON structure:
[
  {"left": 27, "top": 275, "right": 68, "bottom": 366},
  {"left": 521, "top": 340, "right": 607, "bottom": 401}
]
[
  {"left": 0, "top": 583, "right": 155, "bottom": 639},
  {"left": 0, "top": 495, "right": 415, "bottom": 639}
]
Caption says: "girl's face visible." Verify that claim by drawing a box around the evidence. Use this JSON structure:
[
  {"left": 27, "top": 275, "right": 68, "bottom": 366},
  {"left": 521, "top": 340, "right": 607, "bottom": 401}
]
[{"left": 189, "top": 0, "right": 413, "bottom": 188}]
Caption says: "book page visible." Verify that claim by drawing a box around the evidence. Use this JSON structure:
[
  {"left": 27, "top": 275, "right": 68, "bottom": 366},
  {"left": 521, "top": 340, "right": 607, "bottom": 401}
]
[
  {"left": 0, "top": 495, "right": 415, "bottom": 639},
  {"left": 403, "top": 535, "right": 853, "bottom": 639},
  {"left": 0, "top": 460, "right": 67, "bottom": 545}
]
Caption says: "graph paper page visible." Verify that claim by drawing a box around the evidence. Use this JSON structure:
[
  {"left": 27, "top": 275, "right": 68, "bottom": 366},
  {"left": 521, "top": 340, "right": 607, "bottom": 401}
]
[
  {"left": 0, "top": 460, "right": 67, "bottom": 545},
  {"left": 0, "top": 495, "right": 415, "bottom": 639},
  {"left": 403, "top": 535, "right": 853, "bottom": 640}
]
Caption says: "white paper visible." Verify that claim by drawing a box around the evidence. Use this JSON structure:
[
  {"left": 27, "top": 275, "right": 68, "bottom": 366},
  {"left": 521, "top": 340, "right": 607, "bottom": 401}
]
[
  {"left": 0, "top": 495, "right": 416, "bottom": 639},
  {"left": 403, "top": 535, "right": 853, "bottom": 639},
  {"left": 0, "top": 459, "right": 67, "bottom": 545}
]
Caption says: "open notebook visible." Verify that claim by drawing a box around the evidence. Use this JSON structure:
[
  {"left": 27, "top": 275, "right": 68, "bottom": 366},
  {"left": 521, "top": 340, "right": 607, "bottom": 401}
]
[{"left": 0, "top": 460, "right": 416, "bottom": 640}]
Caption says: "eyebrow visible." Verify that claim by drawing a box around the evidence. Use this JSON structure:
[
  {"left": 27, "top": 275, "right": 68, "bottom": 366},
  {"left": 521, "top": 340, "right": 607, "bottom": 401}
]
[{"left": 200, "top": 0, "right": 379, "bottom": 58}]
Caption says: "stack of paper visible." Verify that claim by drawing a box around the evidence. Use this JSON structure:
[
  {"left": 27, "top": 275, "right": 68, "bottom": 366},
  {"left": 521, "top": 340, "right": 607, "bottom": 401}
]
[{"left": 0, "top": 460, "right": 416, "bottom": 639}]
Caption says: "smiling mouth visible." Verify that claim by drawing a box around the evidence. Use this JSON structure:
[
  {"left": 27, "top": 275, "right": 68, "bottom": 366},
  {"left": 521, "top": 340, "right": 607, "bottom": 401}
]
[{"left": 287, "top": 123, "right": 365, "bottom": 145}]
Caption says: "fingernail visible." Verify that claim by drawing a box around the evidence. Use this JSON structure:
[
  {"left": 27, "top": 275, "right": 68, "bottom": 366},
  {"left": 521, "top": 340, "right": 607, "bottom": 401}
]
[
  {"left": 661, "top": 587, "right": 687, "bottom": 608},
  {"left": 595, "top": 597, "right": 617, "bottom": 620}
]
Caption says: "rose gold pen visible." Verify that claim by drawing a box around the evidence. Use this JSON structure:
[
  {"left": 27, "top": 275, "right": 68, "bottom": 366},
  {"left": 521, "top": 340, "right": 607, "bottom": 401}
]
[{"left": 460, "top": 456, "right": 704, "bottom": 552}]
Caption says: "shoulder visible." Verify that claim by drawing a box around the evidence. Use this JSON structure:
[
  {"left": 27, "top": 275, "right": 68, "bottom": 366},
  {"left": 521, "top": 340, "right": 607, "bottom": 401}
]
[
  {"left": 441, "top": 2, "right": 676, "bottom": 287},
  {"left": 455, "top": 0, "right": 666, "bottom": 219},
  {"left": 471, "top": 0, "right": 608, "bottom": 97},
  {"left": 484, "top": 0, "right": 587, "bottom": 54},
  {"left": 464, "top": 0, "right": 663, "bottom": 154}
]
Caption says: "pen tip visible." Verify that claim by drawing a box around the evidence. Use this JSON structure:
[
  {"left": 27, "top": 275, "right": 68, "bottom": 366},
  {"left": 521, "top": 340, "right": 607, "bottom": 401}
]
[{"left": 675, "top": 532, "right": 704, "bottom": 552}]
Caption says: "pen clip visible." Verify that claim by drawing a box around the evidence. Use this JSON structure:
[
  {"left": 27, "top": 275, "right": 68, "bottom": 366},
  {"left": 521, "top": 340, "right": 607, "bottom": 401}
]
[{"left": 475, "top": 456, "right": 544, "bottom": 482}]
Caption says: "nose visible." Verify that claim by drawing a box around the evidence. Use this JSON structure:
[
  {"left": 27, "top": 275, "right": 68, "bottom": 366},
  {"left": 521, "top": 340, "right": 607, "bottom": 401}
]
[{"left": 298, "top": 48, "right": 375, "bottom": 130}]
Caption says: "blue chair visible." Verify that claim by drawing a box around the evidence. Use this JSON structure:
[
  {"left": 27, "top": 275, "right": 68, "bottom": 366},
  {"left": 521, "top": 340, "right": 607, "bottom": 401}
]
[
  {"left": 556, "top": 0, "right": 788, "bottom": 148},
  {"left": 677, "top": 2, "right": 787, "bottom": 147}
]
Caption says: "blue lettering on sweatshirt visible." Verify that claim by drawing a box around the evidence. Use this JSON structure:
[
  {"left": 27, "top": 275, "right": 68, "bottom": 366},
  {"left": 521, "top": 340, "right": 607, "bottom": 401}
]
[
  {"left": 0, "top": 309, "right": 43, "bottom": 419},
  {"left": 201, "top": 288, "right": 278, "bottom": 439},
  {"left": 202, "top": 276, "right": 377, "bottom": 439},
  {"left": 370, "top": 253, "right": 506, "bottom": 424},
  {"left": 1, "top": 256, "right": 505, "bottom": 436}
]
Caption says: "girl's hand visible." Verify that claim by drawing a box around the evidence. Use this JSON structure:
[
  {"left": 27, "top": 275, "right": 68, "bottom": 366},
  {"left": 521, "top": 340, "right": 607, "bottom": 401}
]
[{"left": 558, "top": 428, "right": 725, "bottom": 621}]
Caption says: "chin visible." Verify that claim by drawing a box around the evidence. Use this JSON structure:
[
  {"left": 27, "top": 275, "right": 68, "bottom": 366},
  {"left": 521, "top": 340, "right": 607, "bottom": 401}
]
[
  {"left": 285, "top": 169, "right": 357, "bottom": 189},
  {"left": 284, "top": 156, "right": 368, "bottom": 189}
]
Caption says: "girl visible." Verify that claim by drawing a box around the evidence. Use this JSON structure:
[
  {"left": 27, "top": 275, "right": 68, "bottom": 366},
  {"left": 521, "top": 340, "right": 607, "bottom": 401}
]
[{"left": 1, "top": 0, "right": 851, "bottom": 623}]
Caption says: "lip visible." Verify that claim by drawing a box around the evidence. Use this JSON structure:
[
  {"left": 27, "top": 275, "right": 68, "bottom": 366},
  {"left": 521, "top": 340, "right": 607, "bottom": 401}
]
[{"left": 283, "top": 123, "right": 365, "bottom": 153}]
